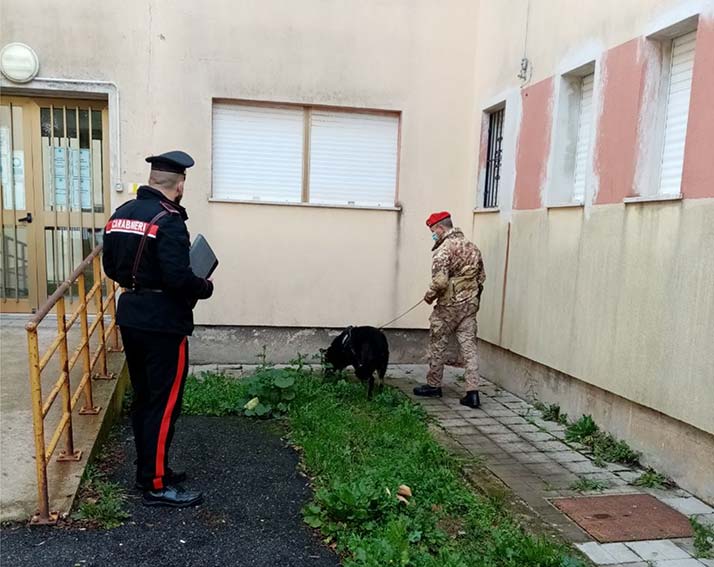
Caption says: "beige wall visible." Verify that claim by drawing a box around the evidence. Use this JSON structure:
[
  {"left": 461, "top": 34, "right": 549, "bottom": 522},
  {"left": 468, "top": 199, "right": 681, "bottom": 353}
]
[
  {"left": 480, "top": 201, "right": 714, "bottom": 435},
  {"left": 1, "top": 0, "right": 479, "bottom": 329}
]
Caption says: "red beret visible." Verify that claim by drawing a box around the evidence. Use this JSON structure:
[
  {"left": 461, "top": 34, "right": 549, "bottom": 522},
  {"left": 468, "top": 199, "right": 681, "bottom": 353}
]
[{"left": 426, "top": 211, "right": 451, "bottom": 227}]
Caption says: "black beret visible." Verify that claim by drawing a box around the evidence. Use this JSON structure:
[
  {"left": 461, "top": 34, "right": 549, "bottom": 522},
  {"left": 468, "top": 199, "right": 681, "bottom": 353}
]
[{"left": 145, "top": 150, "right": 195, "bottom": 174}]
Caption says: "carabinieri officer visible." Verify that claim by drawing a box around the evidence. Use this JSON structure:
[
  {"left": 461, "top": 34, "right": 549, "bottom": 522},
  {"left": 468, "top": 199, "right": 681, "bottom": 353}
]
[{"left": 103, "top": 150, "right": 213, "bottom": 507}]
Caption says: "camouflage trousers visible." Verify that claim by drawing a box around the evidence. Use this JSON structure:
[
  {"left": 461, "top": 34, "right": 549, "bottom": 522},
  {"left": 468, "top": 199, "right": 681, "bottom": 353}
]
[{"left": 426, "top": 302, "right": 481, "bottom": 392}]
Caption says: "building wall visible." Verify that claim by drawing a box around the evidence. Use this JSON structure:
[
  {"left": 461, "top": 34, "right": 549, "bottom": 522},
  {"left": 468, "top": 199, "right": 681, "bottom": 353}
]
[
  {"left": 1, "top": 0, "right": 480, "bottom": 330},
  {"left": 470, "top": 0, "right": 714, "bottom": 440}
]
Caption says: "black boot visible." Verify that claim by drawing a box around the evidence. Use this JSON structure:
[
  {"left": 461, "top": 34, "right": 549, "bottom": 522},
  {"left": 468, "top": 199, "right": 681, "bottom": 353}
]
[
  {"left": 135, "top": 468, "right": 187, "bottom": 491},
  {"left": 460, "top": 390, "right": 481, "bottom": 409},
  {"left": 142, "top": 484, "right": 203, "bottom": 508},
  {"left": 413, "top": 384, "right": 443, "bottom": 398}
]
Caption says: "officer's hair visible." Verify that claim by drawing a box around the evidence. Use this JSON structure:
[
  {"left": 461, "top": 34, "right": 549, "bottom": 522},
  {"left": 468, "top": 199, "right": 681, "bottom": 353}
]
[
  {"left": 437, "top": 218, "right": 453, "bottom": 229},
  {"left": 148, "top": 170, "right": 183, "bottom": 190}
]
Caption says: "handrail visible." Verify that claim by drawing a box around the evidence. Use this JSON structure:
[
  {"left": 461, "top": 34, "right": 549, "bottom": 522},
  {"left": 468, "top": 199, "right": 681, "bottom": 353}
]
[
  {"left": 25, "top": 244, "right": 122, "bottom": 525},
  {"left": 26, "top": 247, "right": 104, "bottom": 331}
]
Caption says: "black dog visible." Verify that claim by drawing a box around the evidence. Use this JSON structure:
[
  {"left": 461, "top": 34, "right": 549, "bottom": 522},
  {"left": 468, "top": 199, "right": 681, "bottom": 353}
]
[{"left": 324, "top": 326, "right": 389, "bottom": 399}]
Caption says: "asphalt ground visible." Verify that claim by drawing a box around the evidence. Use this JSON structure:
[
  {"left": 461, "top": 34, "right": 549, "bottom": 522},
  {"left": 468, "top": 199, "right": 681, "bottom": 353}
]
[{"left": 1, "top": 416, "right": 341, "bottom": 567}]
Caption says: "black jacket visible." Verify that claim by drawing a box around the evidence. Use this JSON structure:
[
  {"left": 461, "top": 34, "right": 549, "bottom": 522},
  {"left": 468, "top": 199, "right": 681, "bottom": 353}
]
[{"left": 102, "top": 186, "right": 213, "bottom": 335}]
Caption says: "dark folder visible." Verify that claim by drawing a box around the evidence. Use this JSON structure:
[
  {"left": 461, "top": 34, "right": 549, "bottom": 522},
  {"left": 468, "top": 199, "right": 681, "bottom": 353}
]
[{"left": 189, "top": 234, "right": 219, "bottom": 279}]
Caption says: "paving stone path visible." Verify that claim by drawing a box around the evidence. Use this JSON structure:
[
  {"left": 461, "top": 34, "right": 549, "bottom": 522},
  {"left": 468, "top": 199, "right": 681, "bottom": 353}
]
[{"left": 387, "top": 365, "right": 714, "bottom": 567}]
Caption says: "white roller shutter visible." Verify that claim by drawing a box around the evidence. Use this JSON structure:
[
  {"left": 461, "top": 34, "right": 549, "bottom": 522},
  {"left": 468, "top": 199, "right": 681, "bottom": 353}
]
[
  {"left": 572, "top": 73, "right": 594, "bottom": 203},
  {"left": 659, "top": 31, "right": 697, "bottom": 196},
  {"left": 308, "top": 111, "right": 398, "bottom": 207},
  {"left": 212, "top": 104, "right": 304, "bottom": 202}
]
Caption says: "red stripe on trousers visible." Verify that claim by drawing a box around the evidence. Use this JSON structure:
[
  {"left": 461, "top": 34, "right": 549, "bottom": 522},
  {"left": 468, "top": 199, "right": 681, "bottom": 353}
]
[{"left": 153, "top": 337, "right": 187, "bottom": 490}]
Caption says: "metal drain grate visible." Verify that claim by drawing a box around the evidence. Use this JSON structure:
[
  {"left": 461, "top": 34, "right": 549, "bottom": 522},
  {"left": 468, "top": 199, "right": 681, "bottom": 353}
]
[{"left": 552, "top": 494, "right": 694, "bottom": 543}]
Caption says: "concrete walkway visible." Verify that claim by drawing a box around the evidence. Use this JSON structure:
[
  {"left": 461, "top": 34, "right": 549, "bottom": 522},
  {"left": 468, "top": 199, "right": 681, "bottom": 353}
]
[
  {"left": 0, "top": 314, "right": 125, "bottom": 521},
  {"left": 387, "top": 365, "right": 714, "bottom": 567}
]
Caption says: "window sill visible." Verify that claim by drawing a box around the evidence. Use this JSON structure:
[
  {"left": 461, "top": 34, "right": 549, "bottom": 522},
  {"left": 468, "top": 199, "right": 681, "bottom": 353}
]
[
  {"left": 208, "top": 198, "right": 402, "bottom": 212},
  {"left": 473, "top": 207, "right": 500, "bottom": 214},
  {"left": 547, "top": 202, "right": 584, "bottom": 209},
  {"left": 623, "top": 194, "right": 682, "bottom": 204}
]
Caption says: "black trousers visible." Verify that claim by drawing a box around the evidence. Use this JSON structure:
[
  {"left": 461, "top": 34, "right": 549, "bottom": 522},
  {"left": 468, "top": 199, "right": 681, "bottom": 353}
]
[{"left": 120, "top": 326, "right": 188, "bottom": 490}]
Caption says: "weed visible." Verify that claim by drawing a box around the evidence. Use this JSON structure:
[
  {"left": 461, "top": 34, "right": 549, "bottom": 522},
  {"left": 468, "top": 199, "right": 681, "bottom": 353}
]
[
  {"left": 183, "top": 368, "right": 298, "bottom": 418},
  {"left": 72, "top": 465, "right": 129, "bottom": 529},
  {"left": 182, "top": 372, "right": 248, "bottom": 416},
  {"left": 534, "top": 402, "right": 569, "bottom": 425},
  {"left": 591, "top": 433, "right": 640, "bottom": 466},
  {"left": 691, "top": 517, "right": 714, "bottom": 559},
  {"left": 242, "top": 368, "right": 298, "bottom": 417},
  {"left": 632, "top": 469, "right": 675, "bottom": 489},
  {"left": 565, "top": 415, "right": 598, "bottom": 443},
  {"left": 569, "top": 477, "right": 609, "bottom": 492},
  {"left": 565, "top": 415, "right": 640, "bottom": 466}
]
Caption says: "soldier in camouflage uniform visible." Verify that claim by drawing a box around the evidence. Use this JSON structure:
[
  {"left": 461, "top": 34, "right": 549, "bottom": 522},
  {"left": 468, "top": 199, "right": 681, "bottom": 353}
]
[{"left": 413, "top": 211, "right": 486, "bottom": 409}]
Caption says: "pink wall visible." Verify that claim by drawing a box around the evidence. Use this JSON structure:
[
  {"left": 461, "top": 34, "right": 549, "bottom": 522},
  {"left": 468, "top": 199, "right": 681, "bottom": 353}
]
[
  {"left": 594, "top": 39, "right": 647, "bottom": 205},
  {"left": 513, "top": 78, "right": 553, "bottom": 210},
  {"left": 681, "top": 17, "right": 714, "bottom": 199}
]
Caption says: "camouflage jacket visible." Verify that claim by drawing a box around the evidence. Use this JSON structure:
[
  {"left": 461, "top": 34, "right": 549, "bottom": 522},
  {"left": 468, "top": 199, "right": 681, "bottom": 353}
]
[{"left": 425, "top": 228, "right": 486, "bottom": 308}]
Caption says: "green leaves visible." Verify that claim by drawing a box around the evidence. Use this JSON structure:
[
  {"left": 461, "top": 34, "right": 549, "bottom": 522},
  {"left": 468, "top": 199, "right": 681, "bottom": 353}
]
[
  {"left": 273, "top": 374, "right": 296, "bottom": 389},
  {"left": 183, "top": 368, "right": 299, "bottom": 419},
  {"left": 565, "top": 415, "right": 598, "bottom": 442},
  {"left": 565, "top": 415, "right": 640, "bottom": 466}
]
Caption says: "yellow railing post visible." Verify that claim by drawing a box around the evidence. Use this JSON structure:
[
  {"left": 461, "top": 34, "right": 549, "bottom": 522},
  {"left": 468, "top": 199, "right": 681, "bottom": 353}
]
[
  {"left": 92, "top": 256, "right": 110, "bottom": 379},
  {"left": 77, "top": 272, "right": 100, "bottom": 415},
  {"left": 55, "top": 296, "right": 82, "bottom": 462},
  {"left": 25, "top": 244, "right": 121, "bottom": 525},
  {"left": 26, "top": 326, "right": 58, "bottom": 525}
]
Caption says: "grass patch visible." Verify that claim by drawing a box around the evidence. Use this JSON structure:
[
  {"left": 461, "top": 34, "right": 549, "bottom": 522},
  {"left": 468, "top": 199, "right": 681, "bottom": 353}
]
[
  {"left": 632, "top": 469, "right": 675, "bottom": 489},
  {"left": 72, "top": 464, "right": 129, "bottom": 529},
  {"left": 691, "top": 517, "right": 714, "bottom": 559},
  {"left": 565, "top": 416, "right": 640, "bottom": 467},
  {"left": 569, "top": 477, "right": 609, "bottom": 492},
  {"left": 182, "top": 367, "right": 297, "bottom": 418},
  {"left": 533, "top": 402, "right": 568, "bottom": 426},
  {"left": 184, "top": 368, "right": 586, "bottom": 567}
]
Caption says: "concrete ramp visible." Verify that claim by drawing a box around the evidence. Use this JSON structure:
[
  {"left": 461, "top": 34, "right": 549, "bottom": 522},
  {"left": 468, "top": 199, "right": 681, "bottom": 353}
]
[{"left": 0, "top": 314, "right": 126, "bottom": 522}]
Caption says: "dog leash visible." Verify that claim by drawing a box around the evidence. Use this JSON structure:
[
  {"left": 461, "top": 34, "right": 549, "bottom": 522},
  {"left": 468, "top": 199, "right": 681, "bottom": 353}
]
[{"left": 378, "top": 299, "right": 425, "bottom": 330}]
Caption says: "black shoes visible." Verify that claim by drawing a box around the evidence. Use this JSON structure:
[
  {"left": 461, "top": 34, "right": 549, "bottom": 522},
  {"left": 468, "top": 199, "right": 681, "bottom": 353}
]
[
  {"left": 413, "top": 384, "right": 443, "bottom": 397},
  {"left": 142, "top": 484, "right": 203, "bottom": 508},
  {"left": 413, "top": 385, "right": 480, "bottom": 408},
  {"left": 135, "top": 468, "right": 187, "bottom": 491},
  {"left": 460, "top": 390, "right": 481, "bottom": 409}
]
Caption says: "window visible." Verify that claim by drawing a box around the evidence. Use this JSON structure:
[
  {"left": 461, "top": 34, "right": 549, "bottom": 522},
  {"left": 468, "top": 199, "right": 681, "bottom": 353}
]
[
  {"left": 548, "top": 64, "right": 596, "bottom": 206},
  {"left": 483, "top": 107, "right": 504, "bottom": 208},
  {"left": 212, "top": 102, "right": 399, "bottom": 207},
  {"left": 572, "top": 73, "right": 595, "bottom": 203},
  {"left": 658, "top": 31, "right": 696, "bottom": 196}
]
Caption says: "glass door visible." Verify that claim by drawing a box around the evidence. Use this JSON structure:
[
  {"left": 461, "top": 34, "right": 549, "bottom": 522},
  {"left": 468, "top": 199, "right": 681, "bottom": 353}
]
[
  {"left": 0, "top": 97, "right": 39, "bottom": 312},
  {"left": 36, "top": 99, "right": 108, "bottom": 306}
]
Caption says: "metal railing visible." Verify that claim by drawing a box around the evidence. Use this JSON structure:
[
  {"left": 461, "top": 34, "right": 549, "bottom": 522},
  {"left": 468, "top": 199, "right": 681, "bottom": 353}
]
[{"left": 25, "top": 244, "right": 121, "bottom": 525}]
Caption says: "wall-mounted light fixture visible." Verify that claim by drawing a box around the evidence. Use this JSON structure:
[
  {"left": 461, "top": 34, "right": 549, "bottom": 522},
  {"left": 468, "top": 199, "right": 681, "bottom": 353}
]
[{"left": 0, "top": 43, "right": 40, "bottom": 84}]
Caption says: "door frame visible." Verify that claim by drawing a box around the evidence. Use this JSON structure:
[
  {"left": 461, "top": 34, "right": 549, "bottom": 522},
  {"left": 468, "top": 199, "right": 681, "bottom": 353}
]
[{"left": 0, "top": 94, "right": 112, "bottom": 313}]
